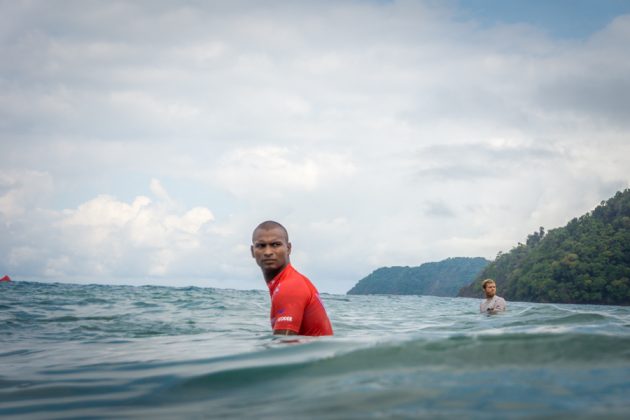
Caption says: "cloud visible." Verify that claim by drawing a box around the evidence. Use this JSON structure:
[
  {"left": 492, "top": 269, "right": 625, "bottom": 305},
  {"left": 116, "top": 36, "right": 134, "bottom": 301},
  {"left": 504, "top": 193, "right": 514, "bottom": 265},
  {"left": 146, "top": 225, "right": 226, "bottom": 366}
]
[
  {"left": 423, "top": 201, "right": 456, "bottom": 218},
  {"left": 214, "top": 146, "right": 356, "bottom": 197},
  {"left": 0, "top": 171, "right": 53, "bottom": 218},
  {"left": 1, "top": 1, "right": 629, "bottom": 293},
  {"left": 149, "top": 178, "right": 172, "bottom": 203},
  {"left": 59, "top": 189, "right": 215, "bottom": 276},
  {"left": 1, "top": 177, "right": 217, "bottom": 281},
  {"left": 413, "top": 140, "right": 564, "bottom": 180}
]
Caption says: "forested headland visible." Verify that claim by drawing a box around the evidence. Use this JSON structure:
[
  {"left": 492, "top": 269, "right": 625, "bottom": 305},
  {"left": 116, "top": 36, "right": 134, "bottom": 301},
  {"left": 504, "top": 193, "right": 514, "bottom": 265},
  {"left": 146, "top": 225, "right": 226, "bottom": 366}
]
[
  {"left": 458, "top": 189, "right": 630, "bottom": 305},
  {"left": 347, "top": 257, "right": 490, "bottom": 296}
]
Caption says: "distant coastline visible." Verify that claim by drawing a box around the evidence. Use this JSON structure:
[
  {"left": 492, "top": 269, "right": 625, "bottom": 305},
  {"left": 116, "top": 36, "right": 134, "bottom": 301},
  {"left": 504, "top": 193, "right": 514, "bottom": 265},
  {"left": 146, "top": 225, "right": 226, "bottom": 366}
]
[
  {"left": 348, "top": 189, "right": 630, "bottom": 306},
  {"left": 347, "top": 257, "right": 489, "bottom": 297}
]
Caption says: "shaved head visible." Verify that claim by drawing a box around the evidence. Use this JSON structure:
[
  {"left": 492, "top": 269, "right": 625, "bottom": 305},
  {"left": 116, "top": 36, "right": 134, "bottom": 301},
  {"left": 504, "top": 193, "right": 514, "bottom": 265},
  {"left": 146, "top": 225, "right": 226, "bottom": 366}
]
[{"left": 252, "top": 220, "right": 289, "bottom": 242}]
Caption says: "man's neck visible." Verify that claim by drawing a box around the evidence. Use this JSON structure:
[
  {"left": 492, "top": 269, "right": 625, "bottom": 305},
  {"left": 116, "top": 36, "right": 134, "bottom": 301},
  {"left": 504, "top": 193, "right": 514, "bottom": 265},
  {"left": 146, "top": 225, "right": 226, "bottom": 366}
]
[{"left": 264, "top": 264, "right": 289, "bottom": 283}]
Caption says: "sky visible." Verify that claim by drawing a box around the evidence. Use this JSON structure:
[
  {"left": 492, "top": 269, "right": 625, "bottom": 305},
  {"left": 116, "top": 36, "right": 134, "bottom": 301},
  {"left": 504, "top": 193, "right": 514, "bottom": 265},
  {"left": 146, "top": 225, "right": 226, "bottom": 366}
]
[{"left": 1, "top": 0, "right": 629, "bottom": 294}]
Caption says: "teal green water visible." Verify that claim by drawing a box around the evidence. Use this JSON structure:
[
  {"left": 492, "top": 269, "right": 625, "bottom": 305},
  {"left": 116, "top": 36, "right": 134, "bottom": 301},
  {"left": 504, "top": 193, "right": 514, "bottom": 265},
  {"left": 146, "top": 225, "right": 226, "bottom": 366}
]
[{"left": 1, "top": 281, "right": 629, "bottom": 419}]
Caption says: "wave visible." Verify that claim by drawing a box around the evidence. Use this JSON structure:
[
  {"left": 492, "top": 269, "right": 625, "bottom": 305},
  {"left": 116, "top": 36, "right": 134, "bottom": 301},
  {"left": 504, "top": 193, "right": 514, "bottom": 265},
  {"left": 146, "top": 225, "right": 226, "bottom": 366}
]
[
  {"left": 2, "top": 332, "right": 629, "bottom": 419},
  {"left": 190, "top": 331, "right": 630, "bottom": 380}
]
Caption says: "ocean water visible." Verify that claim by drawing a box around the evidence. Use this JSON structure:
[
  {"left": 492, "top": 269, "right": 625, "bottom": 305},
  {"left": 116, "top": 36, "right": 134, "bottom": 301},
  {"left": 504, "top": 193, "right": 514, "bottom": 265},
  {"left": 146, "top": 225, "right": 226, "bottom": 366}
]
[{"left": 1, "top": 281, "right": 629, "bottom": 419}]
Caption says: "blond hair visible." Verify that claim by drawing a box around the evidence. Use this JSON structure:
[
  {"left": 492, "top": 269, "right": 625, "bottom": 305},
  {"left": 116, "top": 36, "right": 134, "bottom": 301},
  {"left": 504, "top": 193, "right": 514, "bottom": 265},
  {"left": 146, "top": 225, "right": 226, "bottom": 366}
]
[{"left": 481, "top": 278, "right": 496, "bottom": 290}]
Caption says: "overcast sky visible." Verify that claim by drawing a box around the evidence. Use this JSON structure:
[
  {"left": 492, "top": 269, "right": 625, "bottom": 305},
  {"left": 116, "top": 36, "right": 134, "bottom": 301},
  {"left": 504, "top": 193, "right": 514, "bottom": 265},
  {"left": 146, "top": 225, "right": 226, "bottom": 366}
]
[{"left": 1, "top": 0, "right": 629, "bottom": 294}]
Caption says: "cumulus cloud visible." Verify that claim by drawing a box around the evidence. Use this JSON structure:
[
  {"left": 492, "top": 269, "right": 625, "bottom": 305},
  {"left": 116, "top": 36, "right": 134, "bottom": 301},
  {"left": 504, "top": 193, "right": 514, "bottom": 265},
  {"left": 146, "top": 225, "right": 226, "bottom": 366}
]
[
  {"left": 1, "top": 177, "right": 218, "bottom": 282},
  {"left": 60, "top": 188, "right": 215, "bottom": 276}
]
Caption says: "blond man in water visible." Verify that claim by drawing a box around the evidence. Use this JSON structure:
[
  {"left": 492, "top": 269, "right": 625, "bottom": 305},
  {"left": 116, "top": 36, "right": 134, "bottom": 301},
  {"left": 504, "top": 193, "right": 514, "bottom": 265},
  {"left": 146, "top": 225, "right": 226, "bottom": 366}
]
[{"left": 480, "top": 279, "right": 507, "bottom": 314}]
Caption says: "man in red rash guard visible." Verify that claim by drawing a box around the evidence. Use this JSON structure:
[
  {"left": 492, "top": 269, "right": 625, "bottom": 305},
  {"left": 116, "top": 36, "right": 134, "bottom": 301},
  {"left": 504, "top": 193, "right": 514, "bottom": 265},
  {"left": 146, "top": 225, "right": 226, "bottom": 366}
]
[{"left": 251, "top": 221, "right": 333, "bottom": 336}]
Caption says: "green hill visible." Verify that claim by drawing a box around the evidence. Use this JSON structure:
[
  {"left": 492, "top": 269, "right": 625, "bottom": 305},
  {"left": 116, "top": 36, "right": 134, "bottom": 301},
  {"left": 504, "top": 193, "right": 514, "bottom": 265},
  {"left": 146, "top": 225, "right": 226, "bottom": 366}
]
[
  {"left": 347, "top": 257, "right": 490, "bottom": 296},
  {"left": 458, "top": 189, "right": 630, "bottom": 305}
]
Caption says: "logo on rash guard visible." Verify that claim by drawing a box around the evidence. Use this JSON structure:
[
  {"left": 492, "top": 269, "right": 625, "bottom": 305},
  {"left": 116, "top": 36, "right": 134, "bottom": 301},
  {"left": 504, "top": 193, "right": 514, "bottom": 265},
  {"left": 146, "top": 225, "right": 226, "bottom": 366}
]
[{"left": 272, "top": 309, "right": 292, "bottom": 325}]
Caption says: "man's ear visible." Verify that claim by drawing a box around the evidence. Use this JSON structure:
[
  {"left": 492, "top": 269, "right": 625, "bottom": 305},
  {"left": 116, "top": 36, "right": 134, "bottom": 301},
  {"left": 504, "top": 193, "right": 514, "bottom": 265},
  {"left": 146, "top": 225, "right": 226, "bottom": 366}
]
[
  {"left": 287, "top": 242, "right": 292, "bottom": 255},
  {"left": 250, "top": 245, "right": 255, "bottom": 258}
]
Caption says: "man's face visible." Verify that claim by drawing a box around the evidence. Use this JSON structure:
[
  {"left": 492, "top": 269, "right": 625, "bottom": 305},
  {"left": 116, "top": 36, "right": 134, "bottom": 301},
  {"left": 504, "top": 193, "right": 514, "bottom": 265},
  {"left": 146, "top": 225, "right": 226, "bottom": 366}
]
[
  {"left": 251, "top": 227, "right": 291, "bottom": 275},
  {"left": 484, "top": 283, "right": 496, "bottom": 298}
]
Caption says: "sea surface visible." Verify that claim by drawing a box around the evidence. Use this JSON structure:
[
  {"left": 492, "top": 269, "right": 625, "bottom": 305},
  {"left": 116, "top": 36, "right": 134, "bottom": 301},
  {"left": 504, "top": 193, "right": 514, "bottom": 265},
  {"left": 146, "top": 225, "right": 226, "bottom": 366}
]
[{"left": 1, "top": 281, "right": 629, "bottom": 419}]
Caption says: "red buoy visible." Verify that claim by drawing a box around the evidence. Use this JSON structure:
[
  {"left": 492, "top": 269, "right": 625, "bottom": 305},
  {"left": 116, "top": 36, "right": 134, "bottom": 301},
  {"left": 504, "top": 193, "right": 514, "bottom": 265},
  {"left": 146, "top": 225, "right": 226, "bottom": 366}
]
[{"left": 0, "top": 275, "right": 11, "bottom": 282}]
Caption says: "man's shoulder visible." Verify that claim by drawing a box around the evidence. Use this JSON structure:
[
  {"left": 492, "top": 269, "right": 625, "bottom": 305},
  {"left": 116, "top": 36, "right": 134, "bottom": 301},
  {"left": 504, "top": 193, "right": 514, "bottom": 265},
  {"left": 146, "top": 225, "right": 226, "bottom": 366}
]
[
  {"left": 284, "top": 265, "right": 313, "bottom": 284},
  {"left": 276, "top": 265, "right": 311, "bottom": 294}
]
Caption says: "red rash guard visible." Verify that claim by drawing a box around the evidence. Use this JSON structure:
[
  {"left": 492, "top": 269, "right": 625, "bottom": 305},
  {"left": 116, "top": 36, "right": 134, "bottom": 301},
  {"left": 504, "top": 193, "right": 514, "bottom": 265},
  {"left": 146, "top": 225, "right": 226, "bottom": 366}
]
[{"left": 267, "top": 264, "right": 333, "bottom": 336}]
